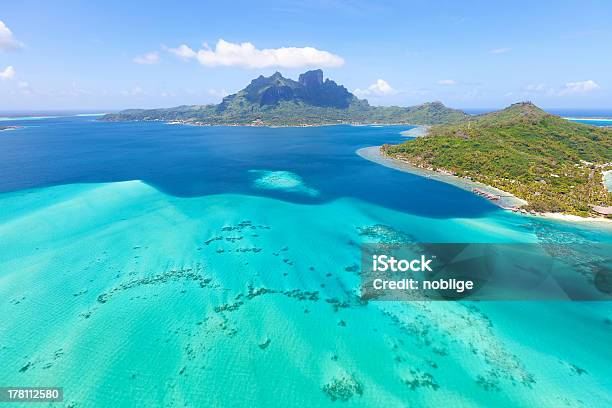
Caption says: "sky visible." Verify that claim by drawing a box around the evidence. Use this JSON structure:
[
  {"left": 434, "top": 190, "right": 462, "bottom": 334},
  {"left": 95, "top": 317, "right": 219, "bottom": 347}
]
[{"left": 1, "top": 0, "right": 611, "bottom": 111}]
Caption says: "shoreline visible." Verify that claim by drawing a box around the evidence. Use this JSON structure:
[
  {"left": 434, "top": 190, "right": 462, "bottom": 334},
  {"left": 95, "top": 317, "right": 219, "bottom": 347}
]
[
  {"left": 163, "top": 119, "right": 422, "bottom": 128},
  {"left": 357, "top": 145, "right": 527, "bottom": 209},
  {"left": 0, "top": 113, "right": 106, "bottom": 121},
  {"left": 104, "top": 116, "right": 437, "bottom": 129},
  {"left": 400, "top": 125, "right": 430, "bottom": 137},
  {"left": 563, "top": 116, "right": 612, "bottom": 122},
  {"left": 357, "top": 145, "right": 612, "bottom": 224},
  {"left": 0, "top": 126, "right": 21, "bottom": 132}
]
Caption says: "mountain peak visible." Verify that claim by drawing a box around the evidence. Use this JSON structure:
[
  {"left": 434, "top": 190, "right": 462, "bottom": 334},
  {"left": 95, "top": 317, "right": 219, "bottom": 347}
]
[
  {"left": 459, "top": 101, "right": 556, "bottom": 130},
  {"left": 225, "top": 69, "right": 354, "bottom": 109},
  {"left": 494, "top": 101, "right": 549, "bottom": 120},
  {"left": 299, "top": 69, "right": 324, "bottom": 88}
]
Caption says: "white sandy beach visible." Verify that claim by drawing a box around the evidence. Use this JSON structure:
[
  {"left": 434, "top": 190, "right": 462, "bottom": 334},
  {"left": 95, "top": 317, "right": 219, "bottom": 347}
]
[
  {"left": 400, "top": 125, "right": 430, "bottom": 137},
  {"left": 358, "top": 145, "right": 612, "bottom": 225},
  {"left": 563, "top": 117, "right": 612, "bottom": 123},
  {"left": 357, "top": 145, "right": 527, "bottom": 209}
]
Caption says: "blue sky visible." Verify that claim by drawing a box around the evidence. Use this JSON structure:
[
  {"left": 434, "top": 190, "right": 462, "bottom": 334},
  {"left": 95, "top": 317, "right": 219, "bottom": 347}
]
[{"left": 1, "top": 0, "right": 611, "bottom": 111}]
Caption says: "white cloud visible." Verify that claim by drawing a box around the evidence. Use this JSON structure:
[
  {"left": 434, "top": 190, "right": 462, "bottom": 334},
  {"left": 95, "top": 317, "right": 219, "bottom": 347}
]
[
  {"left": 353, "top": 79, "right": 396, "bottom": 98},
  {"left": 491, "top": 47, "right": 511, "bottom": 54},
  {"left": 437, "top": 79, "right": 456, "bottom": 85},
  {"left": 166, "top": 39, "right": 344, "bottom": 68},
  {"left": 208, "top": 88, "right": 229, "bottom": 98},
  {"left": 525, "top": 80, "right": 600, "bottom": 96},
  {"left": 133, "top": 51, "right": 160, "bottom": 65},
  {"left": 17, "top": 80, "right": 33, "bottom": 95},
  {"left": 0, "top": 20, "right": 23, "bottom": 51},
  {"left": 560, "top": 80, "right": 599, "bottom": 95},
  {"left": 165, "top": 44, "right": 197, "bottom": 60},
  {"left": 0, "top": 65, "right": 15, "bottom": 80},
  {"left": 525, "top": 83, "right": 547, "bottom": 92}
]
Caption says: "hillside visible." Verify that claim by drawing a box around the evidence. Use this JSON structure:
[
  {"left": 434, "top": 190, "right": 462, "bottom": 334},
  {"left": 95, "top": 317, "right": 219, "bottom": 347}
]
[
  {"left": 102, "top": 70, "right": 469, "bottom": 126},
  {"left": 383, "top": 102, "right": 612, "bottom": 217}
]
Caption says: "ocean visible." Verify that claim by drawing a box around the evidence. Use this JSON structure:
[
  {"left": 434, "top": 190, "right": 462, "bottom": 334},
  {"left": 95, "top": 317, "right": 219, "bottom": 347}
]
[{"left": 0, "top": 116, "right": 611, "bottom": 407}]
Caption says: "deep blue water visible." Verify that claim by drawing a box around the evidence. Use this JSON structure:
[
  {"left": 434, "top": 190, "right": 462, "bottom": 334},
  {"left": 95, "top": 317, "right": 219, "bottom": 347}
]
[
  {"left": 1, "top": 115, "right": 612, "bottom": 408},
  {"left": 0, "top": 116, "right": 498, "bottom": 218}
]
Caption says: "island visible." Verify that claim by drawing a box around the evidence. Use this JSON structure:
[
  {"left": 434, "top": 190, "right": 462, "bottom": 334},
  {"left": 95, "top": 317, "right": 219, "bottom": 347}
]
[
  {"left": 383, "top": 102, "right": 612, "bottom": 218},
  {"left": 102, "top": 72, "right": 612, "bottom": 218},
  {"left": 102, "top": 70, "right": 469, "bottom": 126}
]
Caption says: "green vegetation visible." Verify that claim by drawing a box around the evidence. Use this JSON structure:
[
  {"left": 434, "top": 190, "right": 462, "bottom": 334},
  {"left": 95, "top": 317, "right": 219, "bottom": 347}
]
[
  {"left": 102, "top": 70, "right": 469, "bottom": 126},
  {"left": 384, "top": 102, "right": 612, "bottom": 217}
]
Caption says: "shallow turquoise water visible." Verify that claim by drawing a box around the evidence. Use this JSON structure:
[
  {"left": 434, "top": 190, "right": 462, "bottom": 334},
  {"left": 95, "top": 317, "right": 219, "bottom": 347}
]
[{"left": 0, "top": 118, "right": 611, "bottom": 407}]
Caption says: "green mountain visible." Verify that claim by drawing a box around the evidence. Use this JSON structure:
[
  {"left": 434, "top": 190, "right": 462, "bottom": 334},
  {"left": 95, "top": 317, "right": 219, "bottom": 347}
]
[
  {"left": 231, "top": 70, "right": 354, "bottom": 108},
  {"left": 102, "top": 70, "right": 469, "bottom": 126},
  {"left": 384, "top": 102, "right": 612, "bottom": 217}
]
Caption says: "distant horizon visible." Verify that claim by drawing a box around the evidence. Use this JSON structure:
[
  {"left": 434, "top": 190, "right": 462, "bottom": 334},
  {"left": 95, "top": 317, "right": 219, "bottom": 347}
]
[
  {"left": 2, "top": 1, "right": 612, "bottom": 110},
  {"left": 3, "top": 105, "right": 612, "bottom": 118}
]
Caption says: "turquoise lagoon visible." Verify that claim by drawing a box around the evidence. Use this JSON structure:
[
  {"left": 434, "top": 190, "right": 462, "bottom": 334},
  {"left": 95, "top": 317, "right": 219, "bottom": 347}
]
[{"left": 0, "top": 116, "right": 611, "bottom": 407}]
